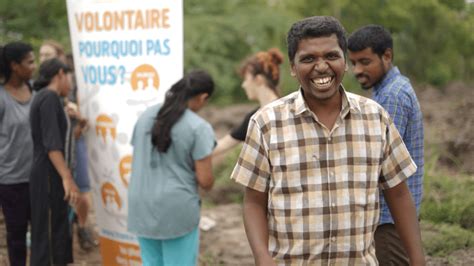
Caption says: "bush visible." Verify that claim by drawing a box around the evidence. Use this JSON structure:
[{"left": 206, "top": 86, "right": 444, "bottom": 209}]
[
  {"left": 422, "top": 221, "right": 473, "bottom": 256},
  {"left": 460, "top": 203, "right": 474, "bottom": 230},
  {"left": 420, "top": 171, "right": 474, "bottom": 226}
]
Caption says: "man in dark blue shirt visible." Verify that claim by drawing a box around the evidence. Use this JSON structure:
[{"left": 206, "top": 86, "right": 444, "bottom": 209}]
[{"left": 348, "top": 24, "right": 424, "bottom": 265}]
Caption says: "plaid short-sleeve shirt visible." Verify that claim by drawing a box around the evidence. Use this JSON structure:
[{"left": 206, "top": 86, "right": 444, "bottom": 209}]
[{"left": 231, "top": 88, "right": 417, "bottom": 265}]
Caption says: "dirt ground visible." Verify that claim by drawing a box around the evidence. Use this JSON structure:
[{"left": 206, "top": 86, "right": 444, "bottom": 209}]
[{"left": 1, "top": 83, "right": 473, "bottom": 265}]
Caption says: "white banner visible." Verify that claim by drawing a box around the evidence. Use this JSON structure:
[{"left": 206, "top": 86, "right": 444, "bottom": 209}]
[{"left": 66, "top": 1, "right": 183, "bottom": 264}]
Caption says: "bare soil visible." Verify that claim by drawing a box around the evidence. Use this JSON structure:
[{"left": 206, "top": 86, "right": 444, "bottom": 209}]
[{"left": 1, "top": 83, "right": 473, "bottom": 265}]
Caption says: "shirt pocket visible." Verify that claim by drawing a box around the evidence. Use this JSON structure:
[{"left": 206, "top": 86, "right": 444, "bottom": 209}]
[
  {"left": 348, "top": 172, "right": 379, "bottom": 208},
  {"left": 267, "top": 142, "right": 302, "bottom": 196}
]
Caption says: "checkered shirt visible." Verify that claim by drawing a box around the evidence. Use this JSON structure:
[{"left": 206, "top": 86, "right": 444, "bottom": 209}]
[
  {"left": 373, "top": 67, "right": 424, "bottom": 225},
  {"left": 231, "top": 88, "right": 417, "bottom": 265}
]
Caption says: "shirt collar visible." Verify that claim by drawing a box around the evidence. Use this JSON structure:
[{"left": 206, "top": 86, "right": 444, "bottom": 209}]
[
  {"left": 293, "top": 85, "right": 358, "bottom": 118},
  {"left": 294, "top": 87, "right": 308, "bottom": 116},
  {"left": 374, "top": 66, "right": 400, "bottom": 93}
]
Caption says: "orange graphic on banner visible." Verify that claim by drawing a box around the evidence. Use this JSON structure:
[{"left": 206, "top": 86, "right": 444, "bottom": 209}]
[
  {"left": 99, "top": 236, "right": 142, "bottom": 266},
  {"left": 130, "top": 64, "right": 159, "bottom": 91},
  {"left": 96, "top": 114, "right": 116, "bottom": 143},
  {"left": 119, "top": 155, "right": 132, "bottom": 188},
  {"left": 101, "top": 182, "right": 122, "bottom": 211}
]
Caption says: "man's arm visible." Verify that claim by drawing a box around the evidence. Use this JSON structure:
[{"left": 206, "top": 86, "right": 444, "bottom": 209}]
[
  {"left": 383, "top": 181, "right": 425, "bottom": 265},
  {"left": 243, "top": 187, "right": 275, "bottom": 266}
]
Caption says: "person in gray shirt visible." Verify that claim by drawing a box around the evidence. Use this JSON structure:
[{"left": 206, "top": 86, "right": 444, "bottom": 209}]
[{"left": 0, "top": 41, "right": 36, "bottom": 266}]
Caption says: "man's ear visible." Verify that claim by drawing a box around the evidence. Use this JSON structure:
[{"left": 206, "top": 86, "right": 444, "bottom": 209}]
[
  {"left": 199, "top": 93, "right": 209, "bottom": 103},
  {"left": 10, "top": 61, "right": 19, "bottom": 73},
  {"left": 290, "top": 64, "right": 296, "bottom": 77},
  {"left": 255, "top": 74, "right": 266, "bottom": 85},
  {"left": 382, "top": 48, "right": 393, "bottom": 64},
  {"left": 58, "top": 68, "right": 65, "bottom": 77}
]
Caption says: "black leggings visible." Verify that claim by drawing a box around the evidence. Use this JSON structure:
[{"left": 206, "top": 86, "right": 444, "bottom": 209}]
[{"left": 0, "top": 182, "right": 30, "bottom": 266}]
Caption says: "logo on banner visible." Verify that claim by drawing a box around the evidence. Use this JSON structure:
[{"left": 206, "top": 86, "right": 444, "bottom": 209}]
[
  {"left": 119, "top": 155, "right": 132, "bottom": 188},
  {"left": 99, "top": 237, "right": 142, "bottom": 266},
  {"left": 131, "top": 64, "right": 160, "bottom": 91},
  {"left": 95, "top": 114, "right": 116, "bottom": 143},
  {"left": 101, "top": 182, "right": 122, "bottom": 213}
]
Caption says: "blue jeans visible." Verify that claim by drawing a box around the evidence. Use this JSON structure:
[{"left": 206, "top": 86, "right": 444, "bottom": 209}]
[
  {"left": 74, "top": 136, "right": 91, "bottom": 193},
  {"left": 137, "top": 227, "right": 199, "bottom": 266}
]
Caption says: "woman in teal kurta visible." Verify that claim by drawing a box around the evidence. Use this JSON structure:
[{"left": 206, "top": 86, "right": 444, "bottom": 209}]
[{"left": 128, "top": 70, "right": 216, "bottom": 265}]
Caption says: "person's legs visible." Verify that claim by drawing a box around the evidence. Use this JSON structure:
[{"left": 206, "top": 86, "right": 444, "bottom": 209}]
[
  {"left": 74, "top": 137, "right": 91, "bottom": 222},
  {"left": 137, "top": 237, "right": 163, "bottom": 266},
  {"left": 75, "top": 193, "right": 98, "bottom": 251},
  {"left": 73, "top": 136, "right": 97, "bottom": 250},
  {"left": 75, "top": 192, "right": 90, "bottom": 227},
  {"left": 162, "top": 227, "right": 199, "bottom": 266},
  {"left": 50, "top": 175, "right": 73, "bottom": 265},
  {"left": 0, "top": 183, "right": 30, "bottom": 266},
  {"left": 29, "top": 175, "right": 51, "bottom": 266},
  {"left": 375, "top": 223, "right": 409, "bottom": 266}
]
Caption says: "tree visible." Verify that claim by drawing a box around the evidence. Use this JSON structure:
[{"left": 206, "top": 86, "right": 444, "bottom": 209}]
[{"left": 1, "top": 0, "right": 472, "bottom": 102}]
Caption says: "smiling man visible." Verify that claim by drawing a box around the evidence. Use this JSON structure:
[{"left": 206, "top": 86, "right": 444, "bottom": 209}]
[
  {"left": 348, "top": 25, "right": 424, "bottom": 265},
  {"left": 231, "top": 16, "right": 425, "bottom": 265}
]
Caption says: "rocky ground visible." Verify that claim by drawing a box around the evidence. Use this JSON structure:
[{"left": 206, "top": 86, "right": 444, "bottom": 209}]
[{"left": 1, "top": 83, "right": 473, "bottom": 265}]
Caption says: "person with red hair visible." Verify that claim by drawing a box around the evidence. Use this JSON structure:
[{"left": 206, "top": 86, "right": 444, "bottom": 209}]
[{"left": 213, "top": 48, "right": 283, "bottom": 156}]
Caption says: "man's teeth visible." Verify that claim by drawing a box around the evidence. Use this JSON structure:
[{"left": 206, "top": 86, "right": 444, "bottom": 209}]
[{"left": 312, "top": 77, "right": 332, "bottom": 85}]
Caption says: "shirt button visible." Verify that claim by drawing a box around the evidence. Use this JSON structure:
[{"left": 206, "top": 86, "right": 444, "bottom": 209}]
[
  {"left": 331, "top": 203, "right": 336, "bottom": 208},
  {"left": 328, "top": 137, "right": 332, "bottom": 142},
  {"left": 331, "top": 236, "right": 336, "bottom": 242},
  {"left": 330, "top": 172, "right": 335, "bottom": 177}
]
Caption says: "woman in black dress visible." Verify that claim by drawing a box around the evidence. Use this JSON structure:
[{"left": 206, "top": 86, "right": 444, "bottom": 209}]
[{"left": 29, "top": 58, "right": 79, "bottom": 266}]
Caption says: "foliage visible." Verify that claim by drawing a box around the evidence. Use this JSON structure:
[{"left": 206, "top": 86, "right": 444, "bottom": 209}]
[
  {"left": 285, "top": 0, "right": 474, "bottom": 87},
  {"left": 0, "top": 0, "right": 70, "bottom": 47},
  {"left": 420, "top": 169, "right": 474, "bottom": 226},
  {"left": 421, "top": 221, "right": 473, "bottom": 256},
  {"left": 184, "top": 0, "right": 296, "bottom": 104},
  {"left": 419, "top": 153, "right": 474, "bottom": 256},
  {"left": 0, "top": 0, "right": 472, "bottom": 103}
]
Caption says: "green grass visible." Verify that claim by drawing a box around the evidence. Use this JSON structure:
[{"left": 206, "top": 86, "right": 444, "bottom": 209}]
[
  {"left": 420, "top": 169, "right": 474, "bottom": 228},
  {"left": 419, "top": 149, "right": 474, "bottom": 256},
  {"left": 421, "top": 175, "right": 474, "bottom": 227},
  {"left": 421, "top": 221, "right": 473, "bottom": 257}
]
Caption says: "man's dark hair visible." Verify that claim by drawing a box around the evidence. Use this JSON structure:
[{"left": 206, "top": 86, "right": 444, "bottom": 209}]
[
  {"left": 286, "top": 16, "right": 347, "bottom": 63},
  {"left": 348, "top": 24, "right": 393, "bottom": 58}
]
